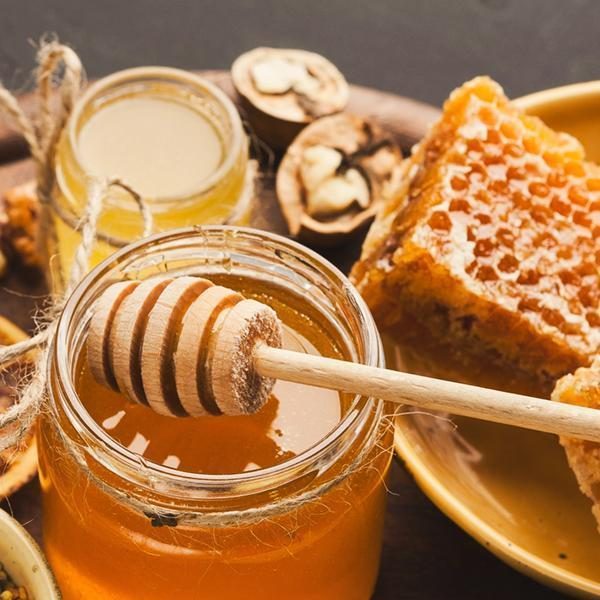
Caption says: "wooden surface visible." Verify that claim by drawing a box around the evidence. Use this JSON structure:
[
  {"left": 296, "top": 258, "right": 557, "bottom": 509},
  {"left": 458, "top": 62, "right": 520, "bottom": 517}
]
[{"left": 0, "top": 71, "right": 564, "bottom": 599}]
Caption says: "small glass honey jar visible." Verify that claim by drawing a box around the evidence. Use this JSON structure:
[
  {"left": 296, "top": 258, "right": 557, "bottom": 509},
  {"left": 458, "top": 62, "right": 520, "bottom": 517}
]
[
  {"left": 50, "top": 67, "right": 249, "bottom": 286},
  {"left": 39, "top": 227, "right": 393, "bottom": 599}
]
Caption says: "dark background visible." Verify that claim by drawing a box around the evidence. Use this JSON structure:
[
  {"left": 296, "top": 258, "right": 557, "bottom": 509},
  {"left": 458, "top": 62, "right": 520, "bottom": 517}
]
[
  {"left": 1, "top": 0, "right": 599, "bottom": 106},
  {"left": 1, "top": 1, "right": 598, "bottom": 598}
]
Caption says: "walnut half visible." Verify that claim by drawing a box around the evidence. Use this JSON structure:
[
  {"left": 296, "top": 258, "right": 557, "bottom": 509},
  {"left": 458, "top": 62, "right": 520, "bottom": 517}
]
[
  {"left": 232, "top": 47, "right": 349, "bottom": 150},
  {"left": 300, "top": 146, "right": 370, "bottom": 217},
  {"left": 276, "top": 114, "right": 403, "bottom": 246}
]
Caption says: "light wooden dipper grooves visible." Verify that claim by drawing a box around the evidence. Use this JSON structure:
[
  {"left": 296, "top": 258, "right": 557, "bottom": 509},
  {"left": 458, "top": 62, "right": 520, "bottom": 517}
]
[
  {"left": 88, "top": 277, "right": 600, "bottom": 443},
  {"left": 88, "top": 277, "right": 282, "bottom": 418}
]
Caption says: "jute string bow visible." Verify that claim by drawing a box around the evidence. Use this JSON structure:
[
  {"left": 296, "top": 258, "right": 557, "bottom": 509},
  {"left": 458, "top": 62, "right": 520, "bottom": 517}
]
[{"left": 0, "top": 42, "right": 153, "bottom": 453}]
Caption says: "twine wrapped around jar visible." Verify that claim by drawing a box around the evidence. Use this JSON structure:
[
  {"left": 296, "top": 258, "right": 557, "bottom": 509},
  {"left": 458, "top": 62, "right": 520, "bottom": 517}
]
[
  {"left": 0, "top": 40, "right": 260, "bottom": 455},
  {"left": 0, "top": 41, "right": 154, "bottom": 453}
]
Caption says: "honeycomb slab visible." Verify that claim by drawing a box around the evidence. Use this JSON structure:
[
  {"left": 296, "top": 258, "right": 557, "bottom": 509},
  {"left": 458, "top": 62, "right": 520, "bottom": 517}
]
[
  {"left": 553, "top": 360, "right": 600, "bottom": 531},
  {"left": 351, "top": 77, "right": 600, "bottom": 383}
]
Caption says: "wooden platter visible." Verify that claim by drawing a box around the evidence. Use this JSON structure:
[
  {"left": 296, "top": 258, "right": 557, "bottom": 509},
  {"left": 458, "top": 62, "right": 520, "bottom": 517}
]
[{"left": 0, "top": 70, "right": 564, "bottom": 599}]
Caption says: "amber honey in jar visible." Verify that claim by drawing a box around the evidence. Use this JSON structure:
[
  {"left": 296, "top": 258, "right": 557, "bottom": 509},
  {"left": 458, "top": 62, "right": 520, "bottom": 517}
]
[
  {"left": 50, "top": 67, "right": 248, "bottom": 287},
  {"left": 40, "top": 227, "right": 393, "bottom": 599}
]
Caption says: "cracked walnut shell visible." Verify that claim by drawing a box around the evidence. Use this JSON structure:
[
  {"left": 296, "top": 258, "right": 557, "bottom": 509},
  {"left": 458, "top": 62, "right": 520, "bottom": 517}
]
[{"left": 276, "top": 113, "right": 402, "bottom": 246}]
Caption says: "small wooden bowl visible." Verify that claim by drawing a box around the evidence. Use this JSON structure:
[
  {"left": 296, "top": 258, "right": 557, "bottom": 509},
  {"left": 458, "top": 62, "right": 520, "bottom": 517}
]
[{"left": 0, "top": 508, "right": 60, "bottom": 599}]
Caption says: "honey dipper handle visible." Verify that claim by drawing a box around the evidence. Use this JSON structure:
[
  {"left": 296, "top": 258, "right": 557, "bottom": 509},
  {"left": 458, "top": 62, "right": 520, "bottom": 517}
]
[{"left": 254, "top": 345, "right": 600, "bottom": 442}]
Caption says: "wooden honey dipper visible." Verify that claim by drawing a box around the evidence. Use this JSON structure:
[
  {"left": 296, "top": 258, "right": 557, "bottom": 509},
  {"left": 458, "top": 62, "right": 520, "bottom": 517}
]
[{"left": 88, "top": 276, "right": 600, "bottom": 442}]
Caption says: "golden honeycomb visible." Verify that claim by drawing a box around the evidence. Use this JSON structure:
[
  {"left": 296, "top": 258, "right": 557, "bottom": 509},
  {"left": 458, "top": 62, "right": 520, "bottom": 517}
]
[
  {"left": 351, "top": 77, "right": 599, "bottom": 383},
  {"left": 553, "top": 359, "right": 600, "bottom": 531}
]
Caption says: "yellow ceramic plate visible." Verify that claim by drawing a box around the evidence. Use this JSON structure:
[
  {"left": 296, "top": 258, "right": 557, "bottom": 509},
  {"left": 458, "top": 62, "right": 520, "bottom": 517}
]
[{"left": 393, "top": 81, "right": 600, "bottom": 598}]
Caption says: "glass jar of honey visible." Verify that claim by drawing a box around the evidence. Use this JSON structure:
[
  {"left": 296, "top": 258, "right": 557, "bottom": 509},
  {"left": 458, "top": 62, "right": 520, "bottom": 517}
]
[
  {"left": 50, "top": 68, "right": 249, "bottom": 287},
  {"left": 39, "top": 227, "right": 393, "bottom": 599}
]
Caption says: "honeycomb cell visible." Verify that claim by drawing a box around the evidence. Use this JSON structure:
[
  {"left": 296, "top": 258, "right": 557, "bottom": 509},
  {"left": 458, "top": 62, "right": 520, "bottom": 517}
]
[
  {"left": 550, "top": 196, "right": 571, "bottom": 217},
  {"left": 476, "top": 265, "right": 498, "bottom": 281},
  {"left": 507, "top": 165, "right": 527, "bottom": 180},
  {"left": 541, "top": 307, "right": 565, "bottom": 328},
  {"left": 569, "top": 299, "right": 583, "bottom": 315},
  {"left": 498, "top": 254, "right": 519, "bottom": 273},
  {"left": 529, "top": 182, "right": 550, "bottom": 197},
  {"left": 474, "top": 238, "right": 495, "bottom": 257},
  {"left": 577, "top": 263, "right": 597, "bottom": 278},
  {"left": 560, "top": 321, "right": 581, "bottom": 335},
  {"left": 479, "top": 105, "right": 498, "bottom": 126},
  {"left": 586, "top": 178, "right": 600, "bottom": 191},
  {"left": 512, "top": 191, "right": 531, "bottom": 210},
  {"left": 469, "top": 163, "right": 487, "bottom": 180},
  {"left": 566, "top": 161, "right": 586, "bottom": 177},
  {"left": 483, "top": 151, "right": 503, "bottom": 165},
  {"left": 525, "top": 162, "right": 541, "bottom": 175},
  {"left": 467, "top": 138, "right": 485, "bottom": 154},
  {"left": 465, "top": 259, "right": 478, "bottom": 276},
  {"left": 534, "top": 231, "right": 557, "bottom": 248},
  {"left": 587, "top": 312, "right": 600, "bottom": 327},
  {"left": 449, "top": 198, "right": 470, "bottom": 212},
  {"left": 531, "top": 206, "right": 551, "bottom": 225},
  {"left": 579, "top": 287, "right": 596, "bottom": 308},
  {"left": 428, "top": 211, "right": 452, "bottom": 232},
  {"left": 486, "top": 128, "right": 501, "bottom": 144},
  {"left": 573, "top": 211, "right": 592, "bottom": 228},
  {"left": 524, "top": 136, "right": 542, "bottom": 154},
  {"left": 490, "top": 180, "right": 509, "bottom": 195},
  {"left": 569, "top": 186, "right": 588, "bottom": 206},
  {"left": 557, "top": 246, "right": 574, "bottom": 260},
  {"left": 500, "top": 120, "right": 520, "bottom": 140},
  {"left": 560, "top": 270, "right": 581, "bottom": 286},
  {"left": 474, "top": 212, "right": 492, "bottom": 224},
  {"left": 450, "top": 176, "right": 469, "bottom": 191},
  {"left": 504, "top": 143, "right": 525, "bottom": 158},
  {"left": 496, "top": 227, "right": 515, "bottom": 249},
  {"left": 474, "top": 189, "right": 492, "bottom": 204},
  {"left": 518, "top": 296, "right": 542, "bottom": 312},
  {"left": 543, "top": 151, "right": 563, "bottom": 169},
  {"left": 517, "top": 269, "right": 541, "bottom": 285},
  {"left": 547, "top": 171, "right": 568, "bottom": 188}
]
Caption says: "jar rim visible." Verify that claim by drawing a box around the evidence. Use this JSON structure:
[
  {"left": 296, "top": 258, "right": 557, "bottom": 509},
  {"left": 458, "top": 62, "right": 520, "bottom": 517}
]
[
  {"left": 66, "top": 66, "right": 246, "bottom": 204},
  {"left": 52, "top": 226, "right": 384, "bottom": 498}
]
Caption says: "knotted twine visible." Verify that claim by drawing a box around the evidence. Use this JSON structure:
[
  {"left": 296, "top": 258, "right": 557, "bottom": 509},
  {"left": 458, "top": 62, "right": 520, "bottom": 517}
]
[
  {"left": 0, "top": 42, "right": 389, "bottom": 527},
  {"left": 0, "top": 42, "right": 153, "bottom": 453}
]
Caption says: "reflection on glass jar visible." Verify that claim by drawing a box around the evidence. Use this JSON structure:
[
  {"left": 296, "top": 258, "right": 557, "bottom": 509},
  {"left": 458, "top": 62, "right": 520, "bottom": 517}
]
[
  {"left": 39, "top": 227, "right": 393, "bottom": 599},
  {"left": 50, "top": 68, "right": 249, "bottom": 288}
]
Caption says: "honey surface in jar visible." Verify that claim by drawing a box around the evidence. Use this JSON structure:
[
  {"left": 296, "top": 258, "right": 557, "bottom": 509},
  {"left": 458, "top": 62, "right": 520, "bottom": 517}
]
[
  {"left": 77, "top": 301, "right": 344, "bottom": 475},
  {"left": 78, "top": 97, "right": 224, "bottom": 198},
  {"left": 39, "top": 276, "right": 391, "bottom": 599}
]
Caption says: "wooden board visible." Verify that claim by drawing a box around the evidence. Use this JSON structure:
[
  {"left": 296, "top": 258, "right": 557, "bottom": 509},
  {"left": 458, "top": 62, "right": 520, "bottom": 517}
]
[{"left": 0, "top": 71, "right": 560, "bottom": 599}]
